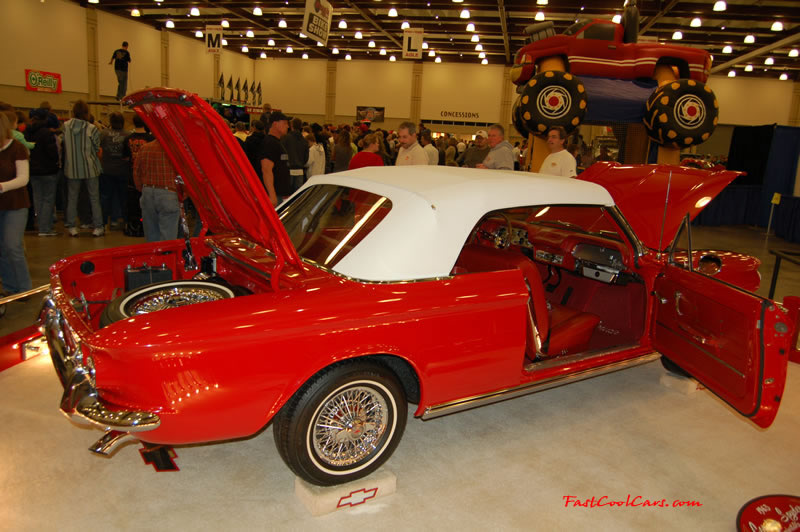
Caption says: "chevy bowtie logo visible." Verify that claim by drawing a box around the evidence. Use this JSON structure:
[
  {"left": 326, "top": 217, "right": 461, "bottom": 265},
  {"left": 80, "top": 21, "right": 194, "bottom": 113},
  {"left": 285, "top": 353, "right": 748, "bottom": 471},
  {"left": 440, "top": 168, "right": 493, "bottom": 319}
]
[{"left": 337, "top": 487, "right": 379, "bottom": 508}]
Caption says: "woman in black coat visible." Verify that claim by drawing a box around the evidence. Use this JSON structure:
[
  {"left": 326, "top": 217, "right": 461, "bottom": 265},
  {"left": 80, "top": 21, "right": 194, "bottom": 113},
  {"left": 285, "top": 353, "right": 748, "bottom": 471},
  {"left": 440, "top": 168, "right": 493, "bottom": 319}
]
[{"left": 25, "top": 108, "right": 60, "bottom": 235}]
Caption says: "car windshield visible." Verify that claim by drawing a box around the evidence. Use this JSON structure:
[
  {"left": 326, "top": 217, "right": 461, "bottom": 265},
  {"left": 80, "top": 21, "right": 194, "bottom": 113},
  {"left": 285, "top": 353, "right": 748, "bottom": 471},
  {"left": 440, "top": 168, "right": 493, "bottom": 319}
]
[
  {"left": 277, "top": 185, "right": 392, "bottom": 268},
  {"left": 563, "top": 20, "right": 592, "bottom": 36}
]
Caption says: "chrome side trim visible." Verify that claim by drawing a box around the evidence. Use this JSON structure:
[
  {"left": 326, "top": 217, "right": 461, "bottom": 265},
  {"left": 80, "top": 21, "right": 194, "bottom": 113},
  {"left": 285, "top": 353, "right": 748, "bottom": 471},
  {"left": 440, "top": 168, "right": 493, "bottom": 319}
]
[
  {"left": 89, "top": 430, "right": 139, "bottom": 455},
  {"left": 525, "top": 344, "right": 642, "bottom": 371},
  {"left": 0, "top": 284, "right": 49, "bottom": 305},
  {"left": 421, "top": 353, "right": 661, "bottom": 420}
]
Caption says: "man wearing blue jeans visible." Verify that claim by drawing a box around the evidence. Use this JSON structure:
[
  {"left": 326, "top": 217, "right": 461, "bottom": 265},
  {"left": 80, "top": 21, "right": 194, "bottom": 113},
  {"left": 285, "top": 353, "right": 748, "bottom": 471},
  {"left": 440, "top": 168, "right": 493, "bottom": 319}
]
[
  {"left": 133, "top": 139, "right": 179, "bottom": 242},
  {"left": 62, "top": 100, "right": 104, "bottom": 237},
  {"left": 109, "top": 42, "right": 131, "bottom": 101}
]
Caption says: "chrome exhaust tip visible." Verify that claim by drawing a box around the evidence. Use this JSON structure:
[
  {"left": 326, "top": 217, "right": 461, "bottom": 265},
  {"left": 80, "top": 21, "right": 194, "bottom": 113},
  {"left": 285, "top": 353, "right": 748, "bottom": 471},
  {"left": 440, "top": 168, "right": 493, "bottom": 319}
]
[{"left": 89, "top": 430, "right": 138, "bottom": 455}]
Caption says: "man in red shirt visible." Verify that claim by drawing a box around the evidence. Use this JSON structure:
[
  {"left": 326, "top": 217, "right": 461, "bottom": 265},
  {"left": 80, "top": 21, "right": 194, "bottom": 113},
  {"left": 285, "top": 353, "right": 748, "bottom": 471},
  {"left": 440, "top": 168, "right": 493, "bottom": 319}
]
[
  {"left": 133, "top": 139, "right": 179, "bottom": 242},
  {"left": 348, "top": 134, "right": 384, "bottom": 170}
]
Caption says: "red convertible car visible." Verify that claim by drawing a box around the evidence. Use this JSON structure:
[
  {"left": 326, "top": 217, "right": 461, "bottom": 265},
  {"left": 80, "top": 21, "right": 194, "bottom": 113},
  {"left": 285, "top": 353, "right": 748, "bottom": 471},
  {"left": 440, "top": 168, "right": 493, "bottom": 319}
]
[{"left": 41, "top": 89, "right": 797, "bottom": 486}]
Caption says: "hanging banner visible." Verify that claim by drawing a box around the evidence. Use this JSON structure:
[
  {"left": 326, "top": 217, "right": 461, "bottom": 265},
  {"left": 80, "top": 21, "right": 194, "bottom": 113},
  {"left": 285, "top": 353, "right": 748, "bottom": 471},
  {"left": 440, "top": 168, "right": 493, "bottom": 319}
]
[
  {"left": 302, "top": 0, "right": 332, "bottom": 47},
  {"left": 402, "top": 28, "right": 424, "bottom": 60},
  {"left": 356, "top": 106, "right": 385, "bottom": 123},
  {"left": 25, "top": 69, "right": 62, "bottom": 93},
  {"left": 206, "top": 25, "right": 223, "bottom": 54}
]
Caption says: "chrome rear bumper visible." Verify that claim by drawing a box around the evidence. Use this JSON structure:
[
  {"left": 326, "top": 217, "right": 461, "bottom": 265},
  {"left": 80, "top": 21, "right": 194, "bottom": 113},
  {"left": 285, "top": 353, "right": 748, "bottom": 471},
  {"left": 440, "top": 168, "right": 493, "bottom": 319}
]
[{"left": 40, "top": 296, "right": 160, "bottom": 446}]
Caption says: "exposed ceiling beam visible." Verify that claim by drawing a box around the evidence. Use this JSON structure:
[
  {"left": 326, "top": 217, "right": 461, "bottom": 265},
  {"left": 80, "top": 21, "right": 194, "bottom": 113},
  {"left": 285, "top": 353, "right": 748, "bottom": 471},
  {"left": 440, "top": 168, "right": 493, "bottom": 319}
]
[
  {"left": 497, "top": 0, "right": 511, "bottom": 64},
  {"left": 711, "top": 30, "right": 800, "bottom": 73},
  {"left": 207, "top": 2, "right": 330, "bottom": 58},
  {"left": 639, "top": 0, "right": 681, "bottom": 35},
  {"left": 343, "top": 0, "right": 403, "bottom": 48}
]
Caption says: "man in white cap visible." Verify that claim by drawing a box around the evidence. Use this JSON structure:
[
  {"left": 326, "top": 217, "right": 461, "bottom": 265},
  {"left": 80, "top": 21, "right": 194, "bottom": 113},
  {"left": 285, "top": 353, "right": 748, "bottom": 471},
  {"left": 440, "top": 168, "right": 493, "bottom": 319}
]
[{"left": 457, "top": 130, "right": 490, "bottom": 168}]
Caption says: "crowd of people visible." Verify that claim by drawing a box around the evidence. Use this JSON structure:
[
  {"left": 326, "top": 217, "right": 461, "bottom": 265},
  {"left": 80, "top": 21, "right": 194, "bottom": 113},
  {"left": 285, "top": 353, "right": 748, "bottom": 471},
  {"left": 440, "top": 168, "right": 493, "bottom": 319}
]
[{"left": 0, "top": 95, "right": 579, "bottom": 298}]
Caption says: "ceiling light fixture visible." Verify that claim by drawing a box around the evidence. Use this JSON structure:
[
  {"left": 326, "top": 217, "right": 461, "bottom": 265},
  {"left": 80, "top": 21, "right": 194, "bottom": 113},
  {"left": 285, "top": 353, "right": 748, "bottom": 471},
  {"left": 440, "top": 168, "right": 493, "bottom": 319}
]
[
  {"left": 88, "top": 0, "right": 98, "bottom": 3},
  {"left": 722, "top": 45, "right": 732, "bottom": 53},
  {"left": 789, "top": 49, "right": 799, "bottom": 58},
  {"left": 253, "top": 7, "right": 262, "bottom": 16},
  {"left": 389, "top": 55, "right": 396, "bottom": 61},
  {"left": 380, "top": 48, "right": 386, "bottom": 55},
  {"left": 195, "top": 30, "right": 203, "bottom": 38},
  {"left": 286, "top": 46, "right": 293, "bottom": 53},
  {"left": 268, "top": 39, "right": 275, "bottom": 46},
  {"left": 221, "top": 19, "right": 229, "bottom": 28},
  {"left": 612, "top": 14, "right": 621, "bottom": 24},
  {"left": 131, "top": 9, "right": 141, "bottom": 17},
  {"left": 479, "top": 52, "right": 486, "bottom": 58},
  {"left": 368, "top": 40, "right": 376, "bottom": 48},
  {"left": 713, "top": 1, "right": 726, "bottom": 12},
  {"left": 422, "top": 41, "right": 429, "bottom": 49},
  {"left": 246, "top": 30, "right": 255, "bottom": 38},
  {"left": 242, "top": 45, "right": 249, "bottom": 52},
  {"left": 460, "top": 9, "right": 470, "bottom": 19},
  {"left": 388, "top": 8, "right": 398, "bottom": 17},
  {"left": 745, "top": 64, "right": 753, "bottom": 72},
  {"left": 466, "top": 23, "right": 475, "bottom": 32},
  {"left": 535, "top": 11, "right": 545, "bottom": 21},
  {"left": 278, "top": 19, "right": 287, "bottom": 28},
  {"left": 302, "top": 53, "right": 309, "bottom": 59},
  {"left": 672, "top": 31, "right": 682, "bottom": 40},
  {"left": 475, "top": 44, "right": 483, "bottom": 51},
  {"left": 332, "top": 47, "right": 339, "bottom": 54},
  {"left": 435, "top": 56, "right": 442, "bottom": 63},
  {"left": 165, "top": 20, "right": 175, "bottom": 28},
  {"left": 771, "top": 21, "right": 783, "bottom": 31},
  {"left": 428, "top": 50, "right": 436, "bottom": 57},
  {"left": 690, "top": 17, "right": 701, "bottom": 27},
  {"left": 481, "top": 59, "right": 488, "bottom": 65},
  {"left": 345, "top": 54, "right": 352, "bottom": 60},
  {"left": 190, "top": 7, "right": 200, "bottom": 16},
  {"left": 355, "top": 31, "right": 363, "bottom": 39},
  {"left": 743, "top": 34, "right": 755, "bottom": 44},
  {"left": 453, "top": 0, "right": 463, "bottom": 3},
  {"left": 401, "top": 21, "right": 410, "bottom": 29},
  {"left": 780, "top": 73, "right": 788, "bottom": 80},
  {"left": 471, "top": 34, "right": 479, "bottom": 42},
  {"left": 727, "top": 70, "right": 735, "bottom": 77},
  {"left": 338, "top": 20, "right": 347, "bottom": 29},
  {"left": 260, "top": 52, "right": 267, "bottom": 58},
  {"left": 764, "top": 56, "right": 774, "bottom": 65},
  {"left": 537, "top": 0, "right": 548, "bottom": 5},
  {"left": 222, "top": 39, "right": 228, "bottom": 45},
  {"left": 317, "top": 41, "right": 323, "bottom": 46}
]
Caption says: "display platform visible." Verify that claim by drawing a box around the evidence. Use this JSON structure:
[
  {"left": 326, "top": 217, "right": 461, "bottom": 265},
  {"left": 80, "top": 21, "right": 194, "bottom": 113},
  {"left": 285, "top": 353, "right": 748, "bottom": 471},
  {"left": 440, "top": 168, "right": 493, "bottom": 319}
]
[{"left": 1, "top": 355, "right": 797, "bottom": 530}]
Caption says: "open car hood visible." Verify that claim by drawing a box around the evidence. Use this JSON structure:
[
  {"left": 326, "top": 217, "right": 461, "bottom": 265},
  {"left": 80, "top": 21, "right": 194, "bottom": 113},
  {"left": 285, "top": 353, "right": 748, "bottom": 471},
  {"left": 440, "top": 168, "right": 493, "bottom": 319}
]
[
  {"left": 124, "top": 88, "right": 300, "bottom": 267},
  {"left": 578, "top": 163, "right": 741, "bottom": 251}
]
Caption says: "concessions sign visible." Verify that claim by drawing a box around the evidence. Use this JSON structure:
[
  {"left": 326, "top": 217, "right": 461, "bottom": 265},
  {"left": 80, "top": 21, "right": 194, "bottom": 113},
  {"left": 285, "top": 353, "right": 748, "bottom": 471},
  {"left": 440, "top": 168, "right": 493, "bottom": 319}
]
[
  {"left": 25, "top": 69, "right": 62, "bottom": 93},
  {"left": 302, "top": 0, "right": 332, "bottom": 47}
]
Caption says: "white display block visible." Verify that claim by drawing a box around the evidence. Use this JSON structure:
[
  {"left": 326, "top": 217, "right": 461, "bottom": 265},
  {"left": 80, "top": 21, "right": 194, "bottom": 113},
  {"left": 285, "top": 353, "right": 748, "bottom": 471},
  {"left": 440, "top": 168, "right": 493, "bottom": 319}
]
[
  {"left": 294, "top": 469, "right": 396, "bottom": 516},
  {"left": 659, "top": 372, "right": 703, "bottom": 395}
]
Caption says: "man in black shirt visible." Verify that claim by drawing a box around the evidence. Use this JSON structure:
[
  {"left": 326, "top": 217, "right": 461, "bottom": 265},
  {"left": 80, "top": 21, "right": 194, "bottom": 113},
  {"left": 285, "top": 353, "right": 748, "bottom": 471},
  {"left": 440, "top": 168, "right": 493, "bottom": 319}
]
[
  {"left": 262, "top": 111, "right": 291, "bottom": 206},
  {"left": 109, "top": 41, "right": 131, "bottom": 100},
  {"left": 281, "top": 117, "right": 309, "bottom": 193}
]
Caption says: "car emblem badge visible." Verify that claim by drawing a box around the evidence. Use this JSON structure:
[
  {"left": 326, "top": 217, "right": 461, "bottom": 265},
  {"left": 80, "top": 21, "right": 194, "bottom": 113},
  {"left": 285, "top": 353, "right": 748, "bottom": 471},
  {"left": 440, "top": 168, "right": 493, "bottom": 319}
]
[{"left": 337, "top": 487, "right": 379, "bottom": 508}]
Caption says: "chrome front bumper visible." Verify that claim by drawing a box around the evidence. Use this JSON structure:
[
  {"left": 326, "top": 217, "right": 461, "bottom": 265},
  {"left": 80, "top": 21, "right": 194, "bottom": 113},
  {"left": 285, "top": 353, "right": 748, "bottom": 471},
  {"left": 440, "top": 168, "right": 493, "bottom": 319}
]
[{"left": 40, "top": 296, "right": 161, "bottom": 438}]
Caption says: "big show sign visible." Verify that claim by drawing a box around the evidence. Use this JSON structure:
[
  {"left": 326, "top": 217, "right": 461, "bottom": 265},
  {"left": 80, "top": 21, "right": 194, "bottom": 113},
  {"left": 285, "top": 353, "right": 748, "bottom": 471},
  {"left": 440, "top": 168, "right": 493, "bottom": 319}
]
[{"left": 25, "top": 69, "right": 62, "bottom": 93}]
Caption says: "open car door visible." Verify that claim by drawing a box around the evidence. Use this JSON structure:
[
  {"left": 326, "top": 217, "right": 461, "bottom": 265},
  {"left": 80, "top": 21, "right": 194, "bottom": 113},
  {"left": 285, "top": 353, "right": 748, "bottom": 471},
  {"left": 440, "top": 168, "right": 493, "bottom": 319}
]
[{"left": 652, "top": 218, "right": 791, "bottom": 428}]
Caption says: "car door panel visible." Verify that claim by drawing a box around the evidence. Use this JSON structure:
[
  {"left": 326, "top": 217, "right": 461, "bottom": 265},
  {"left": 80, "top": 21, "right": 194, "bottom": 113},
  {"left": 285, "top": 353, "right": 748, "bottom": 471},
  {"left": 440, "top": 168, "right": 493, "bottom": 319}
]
[{"left": 653, "top": 265, "right": 789, "bottom": 428}]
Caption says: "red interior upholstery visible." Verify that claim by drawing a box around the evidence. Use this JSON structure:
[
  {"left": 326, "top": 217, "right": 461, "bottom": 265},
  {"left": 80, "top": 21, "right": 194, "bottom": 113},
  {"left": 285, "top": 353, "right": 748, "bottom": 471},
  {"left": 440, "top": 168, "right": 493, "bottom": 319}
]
[{"left": 455, "top": 244, "right": 600, "bottom": 358}]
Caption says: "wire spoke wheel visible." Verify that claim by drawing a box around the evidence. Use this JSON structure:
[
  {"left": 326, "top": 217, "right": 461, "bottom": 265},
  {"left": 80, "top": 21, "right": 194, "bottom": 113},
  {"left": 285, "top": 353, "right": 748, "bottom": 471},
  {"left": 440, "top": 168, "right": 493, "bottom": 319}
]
[
  {"left": 125, "top": 286, "right": 231, "bottom": 315},
  {"left": 311, "top": 385, "right": 389, "bottom": 467}
]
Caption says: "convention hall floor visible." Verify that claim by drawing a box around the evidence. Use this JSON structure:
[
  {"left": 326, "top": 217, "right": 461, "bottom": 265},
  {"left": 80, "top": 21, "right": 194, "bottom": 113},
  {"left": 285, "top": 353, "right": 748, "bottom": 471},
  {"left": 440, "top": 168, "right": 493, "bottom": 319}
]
[{"left": 0, "top": 223, "right": 798, "bottom": 530}]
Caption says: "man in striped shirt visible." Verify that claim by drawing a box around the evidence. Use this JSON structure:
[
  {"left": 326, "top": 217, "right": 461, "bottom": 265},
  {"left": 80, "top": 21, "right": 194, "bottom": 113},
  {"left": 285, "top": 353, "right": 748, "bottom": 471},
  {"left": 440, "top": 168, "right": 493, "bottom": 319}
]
[
  {"left": 133, "top": 138, "right": 180, "bottom": 242},
  {"left": 62, "top": 100, "right": 104, "bottom": 237}
]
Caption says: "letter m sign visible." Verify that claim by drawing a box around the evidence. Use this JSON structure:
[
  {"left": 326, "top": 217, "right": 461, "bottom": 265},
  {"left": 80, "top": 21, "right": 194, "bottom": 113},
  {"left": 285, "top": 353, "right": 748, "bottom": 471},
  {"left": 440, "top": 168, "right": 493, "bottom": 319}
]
[{"left": 206, "top": 25, "right": 223, "bottom": 54}]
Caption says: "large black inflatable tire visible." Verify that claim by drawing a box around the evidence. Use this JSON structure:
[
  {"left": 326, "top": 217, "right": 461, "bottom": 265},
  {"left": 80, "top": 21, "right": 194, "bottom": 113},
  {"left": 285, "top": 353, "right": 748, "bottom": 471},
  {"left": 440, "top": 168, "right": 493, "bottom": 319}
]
[
  {"left": 518, "top": 71, "right": 587, "bottom": 136},
  {"left": 99, "top": 279, "right": 236, "bottom": 328},
  {"left": 511, "top": 95, "right": 531, "bottom": 138},
  {"left": 644, "top": 79, "right": 718, "bottom": 148}
]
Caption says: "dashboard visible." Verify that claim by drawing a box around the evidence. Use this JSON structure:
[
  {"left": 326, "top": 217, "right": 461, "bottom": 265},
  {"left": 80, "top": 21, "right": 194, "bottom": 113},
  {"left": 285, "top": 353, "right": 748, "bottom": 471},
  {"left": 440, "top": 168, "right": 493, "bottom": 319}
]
[{"left": 483, "top": 221, "right": 631, "bottom": 285}]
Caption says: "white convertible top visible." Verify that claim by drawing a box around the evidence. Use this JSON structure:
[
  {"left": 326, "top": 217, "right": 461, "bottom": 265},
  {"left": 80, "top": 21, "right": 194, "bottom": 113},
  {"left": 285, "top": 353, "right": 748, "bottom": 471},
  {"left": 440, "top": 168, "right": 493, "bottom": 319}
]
[{"left": 297, "top": 166, "right": 615, "bottom": 282}]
